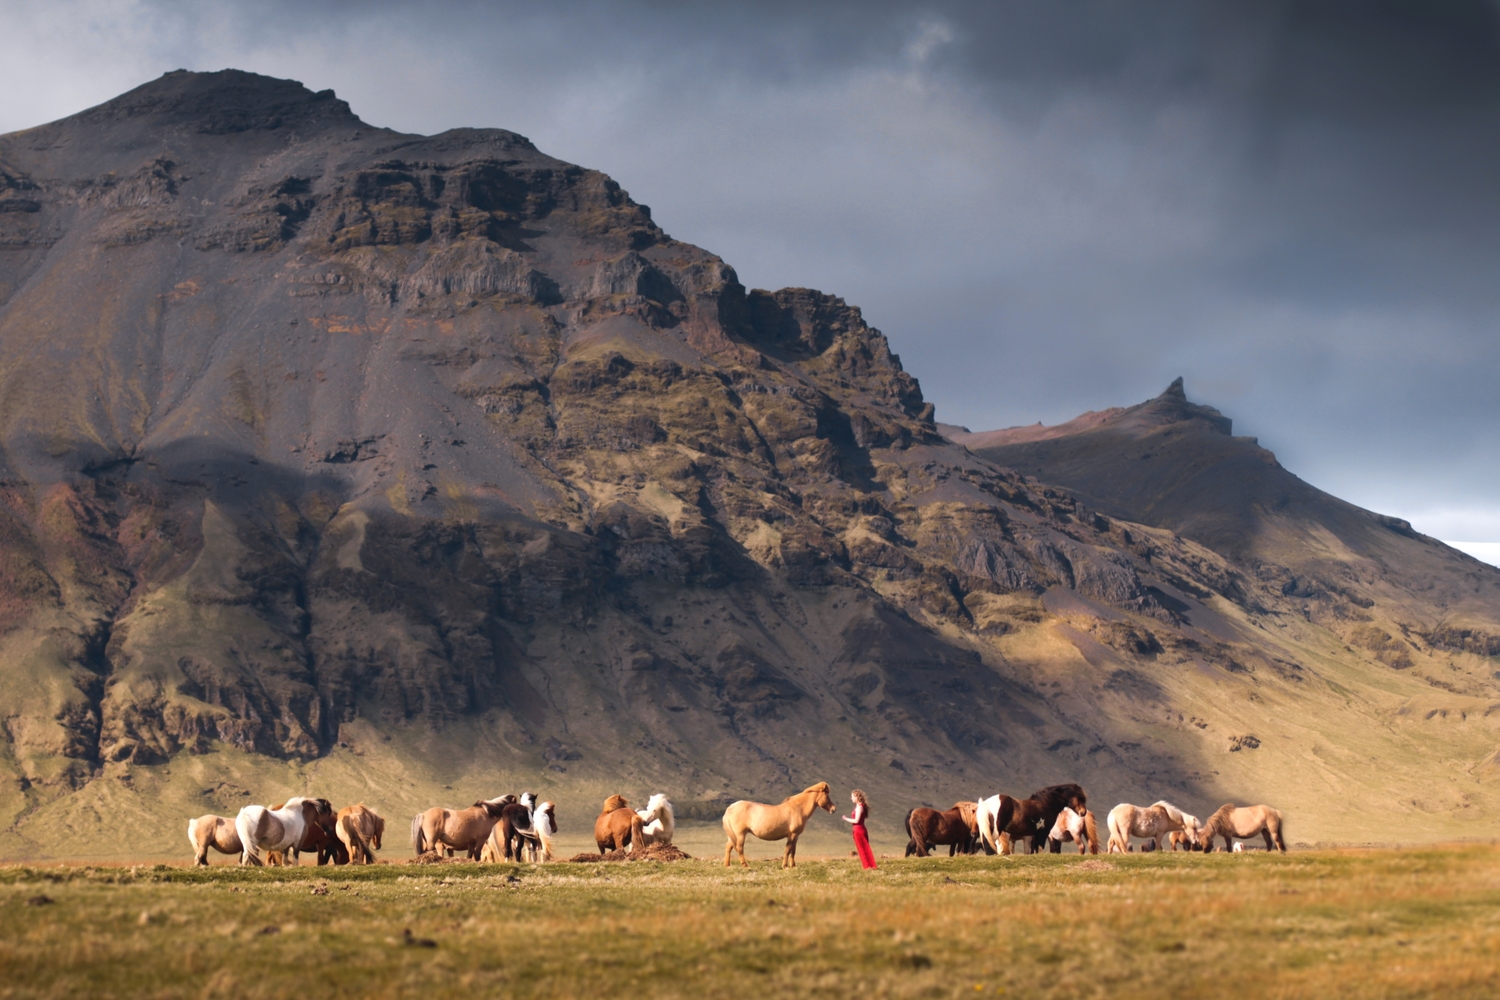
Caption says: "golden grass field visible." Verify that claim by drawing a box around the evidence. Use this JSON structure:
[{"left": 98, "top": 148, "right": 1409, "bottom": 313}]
[{"left": 3, "top": 844, "right": 1500, "bottom": 999}]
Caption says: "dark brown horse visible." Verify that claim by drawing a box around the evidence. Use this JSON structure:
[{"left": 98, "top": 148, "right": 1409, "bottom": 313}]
[
  {"left": 995, "top": 784, "right": 1087, "bottom": 854},
  {"left": 904, "top": 802, "right": 980, "bottom": 857}
]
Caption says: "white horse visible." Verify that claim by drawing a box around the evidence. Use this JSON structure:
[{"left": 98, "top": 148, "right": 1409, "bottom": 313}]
[
  {"left": 1046, "top": 806, "right": 1098, "bottom": 854},
  {"left": 1151, "top": 800, "right": 1201, "bottom": 850},
  {"left": 532, "top": 801, "right": 557, "bottom": 861},
  {"left": 636, "top": 793, "right": 675, "bottom": 846},
  {"left": 1107, "top": 802, "right": 1194, "bottom": 854},
  {"left": 974, "top": 794, "right": 1007, "bottom": 854},
  {"left": 236, "top": 797, "right": 319, "bottom": 867}
]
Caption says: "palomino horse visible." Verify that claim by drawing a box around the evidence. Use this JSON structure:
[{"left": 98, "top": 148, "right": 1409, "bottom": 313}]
[
  {"left": 595, "top": 794, "right": 645, "bottom": 853},
  {"left": 722, "top": 782, "right": 836, "bottom": 868},
  {"left": 1046, "top": 806, "right": 1099, "bottom": 854},
  {"left": 1107, "top": 801, "right": 1201, "bottom": 853},
  {"left": 1196, "top": 803, "right": 1286, "bottom": 853},
  {"left": 637, "top": 794, "right": 675, "bottom": 846},
  {"left": 974, "top": 794, "right": 1017, "bottom": 854},
  {"left": 235, "top": 798, "right": 334, "bottom": 867},
  {"left": 187, "top": 814, "right": 242, "bottom": 866},
  {"left": 336, "top": 803, "right": 385, "bottom": 865},
  {"left": 904, "top": 802, "right": 980, "bottom": 857},
  {"left": 411, "top": 796, "right": 512, "bottom": 859}
]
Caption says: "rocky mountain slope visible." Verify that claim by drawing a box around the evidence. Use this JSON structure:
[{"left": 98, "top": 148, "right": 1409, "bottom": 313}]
[{"left": 1, "top": 71, "right": 1497, "bottom": 858}]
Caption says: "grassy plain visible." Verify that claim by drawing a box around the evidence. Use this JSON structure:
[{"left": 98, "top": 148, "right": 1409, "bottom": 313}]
[{"left": 3, "top": 846, "right": 1500, "bottom": 998}]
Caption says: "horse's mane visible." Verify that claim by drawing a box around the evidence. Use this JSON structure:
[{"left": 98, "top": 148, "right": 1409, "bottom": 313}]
[
  {"left": 953, "top": 801, "right": 978, "bottom": 827},
  {"left": 602, "top": 794, "right": 629, "bottom": 813},
  {"left": 1028, "top": 784, "right": 1086, "bottom": 811},
  {"left": 801, "top": 782, "right": 830, "bottom": 795},
  {"left": 1202, "top": 803, "right": 1237, "bottom": 830}
]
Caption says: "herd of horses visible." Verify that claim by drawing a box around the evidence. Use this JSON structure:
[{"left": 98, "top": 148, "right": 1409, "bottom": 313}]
[
  {"left": 904, "top": 783, "right": 1286, "bottom": 857},
  {"left": 186, "top": 780, "right": 1284, "bottom": 868}
]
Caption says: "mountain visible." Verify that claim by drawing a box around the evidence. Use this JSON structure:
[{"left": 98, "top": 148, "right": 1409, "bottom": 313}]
[{"left": 1, "top": 71, "right": 1497, "bottom": 858}]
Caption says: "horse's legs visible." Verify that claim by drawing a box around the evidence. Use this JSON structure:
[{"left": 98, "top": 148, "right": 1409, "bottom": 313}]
[{"left": 785, "top": 833, "right": 798, "bottom": 868}]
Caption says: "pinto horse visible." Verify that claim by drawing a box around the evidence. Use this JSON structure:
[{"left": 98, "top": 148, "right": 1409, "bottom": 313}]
[
  {"left": 236, "top": 797, "right": 335, "bottom": 867},
  {"left": 187, "top": 814, "right": 242, "bottom": 866},
  {"left": 1008, "top": 784, "right": 1088, "bottom": 854},
  {"left": 975, "top": 795, "right": 1017, "bottom": 855},
  {"left": 411, "top": 796, "right": 512, "bottom": 859},
  {"left": 722, "top": 782, "right": 836, "bottom": 868},
  {"left": 595, "top": 794, "right": 645, "bottom": 853},
  {"left": 1196, "top": 803, "right": 1286, "bottom": 853},
  {"left": 1046, "top": 806, "right": 1099, "bottom": 854},
  {"left": 905, "top": 802, "right": 980, "bottom": 857}
]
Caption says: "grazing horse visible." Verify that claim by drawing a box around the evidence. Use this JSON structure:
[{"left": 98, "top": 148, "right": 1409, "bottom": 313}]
[
  {"left": 336, "top": 803, "right": 385, "bottom": 865},
  {"left": 975, "top": 794, "right": 1018, "bottom": 855},
  {"left": 236, "top": 797, "right": 333, "bottom": 867},
  {"left": 722, "top": 782, "right": 837, "bottom": 868},
  {"left": 265, "top": 800, "right": 348, "bottom": 866},
  {"left": 595, "top": 794, "right": 645, "bottom": 853},
  {"left": 411, "top": 796, "right": 512, "bottom": 859},
  {"left": 1196, "top": 803, "right": 1286, "bottom": 853},
  {"left": 1152, "top": 801, "right": 1202, "bottom": 851},
  {"left": 1046, "top": 806, "right": 1099, "bottom": 854},
  {"left": 187, "top": 814, "right": 242, "bottom": 866},
  {"left": 904, "top": 802, "right": 980, "bottom": 857},
  {"left": 637, "top": 794, "right": 676, "bottom": 846}
]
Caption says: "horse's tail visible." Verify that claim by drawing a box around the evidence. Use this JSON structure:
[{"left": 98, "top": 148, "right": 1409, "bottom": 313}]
[
  {"left": 628, "top": 812, "right": 645, "bottom": 853},
  {"left": 1106, "top": 806, "right": 1125, "bottom": 854},
  {"left": 903, "top": 808, "right": 917, "bottom": 856},
  {"left": 1084, "top": 809, "right": 1100, "bottom": 854},
  {"left": 411, "top": 812, "right": 427, "bottom": 855},
  {"left": 338, "top": 812, "right": 366, "bottom": 864},
  {"left": 187, "top": 818, "right": 205, "bottom": 865},
  {"left": 1271, "top": 808, "right": 1287, "bottom": 852}
]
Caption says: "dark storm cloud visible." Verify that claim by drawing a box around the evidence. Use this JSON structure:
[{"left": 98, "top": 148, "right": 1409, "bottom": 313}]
[{"left": 2, "top": 0, "right": 1498, "bottom": 539}]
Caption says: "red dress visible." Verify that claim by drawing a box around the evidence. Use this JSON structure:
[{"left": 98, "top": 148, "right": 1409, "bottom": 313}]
[{"left": 847, "top": 803, "right": 877, "bottom": 869}]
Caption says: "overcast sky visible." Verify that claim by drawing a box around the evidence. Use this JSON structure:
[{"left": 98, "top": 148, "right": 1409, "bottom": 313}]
[{"left": 3, "top": 0, "right": 1498, "bottom": 547}]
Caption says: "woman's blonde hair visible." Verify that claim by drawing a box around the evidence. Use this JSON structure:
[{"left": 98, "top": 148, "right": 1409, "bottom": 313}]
[{"left": 851, "top": 789, "right": 869, "bottom": 809}]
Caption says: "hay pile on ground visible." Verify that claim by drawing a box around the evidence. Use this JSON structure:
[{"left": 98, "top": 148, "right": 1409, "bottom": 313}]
[
  {"left": 568, "top": 844, "right": 693, "bottom": 863},
  {"left": 406, "top": 851, "right": 461, "bottom": 865}
]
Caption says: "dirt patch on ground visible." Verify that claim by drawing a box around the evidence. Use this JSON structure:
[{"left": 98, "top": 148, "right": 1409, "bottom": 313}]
[
  {"left": 568, "top": 844, "right": 693, "bottom": 863},
  {"left": 406, "top": 851, "right": 465, "bottom": 865}
]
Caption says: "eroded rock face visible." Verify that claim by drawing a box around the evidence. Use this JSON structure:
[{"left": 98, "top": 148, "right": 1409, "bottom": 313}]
[{"left": 3, "top": 72, "right": 1499, "bottom": 843}]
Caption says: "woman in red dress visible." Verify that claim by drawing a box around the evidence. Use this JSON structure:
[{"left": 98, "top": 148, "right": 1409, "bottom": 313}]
[{"left": 844, "top": 789, "right": 877, "bottom": 869}]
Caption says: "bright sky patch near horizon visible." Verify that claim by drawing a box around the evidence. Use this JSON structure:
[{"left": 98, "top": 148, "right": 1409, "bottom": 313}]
[{"left": 1, "top": 0, "right": 1496, "bottom": 543}]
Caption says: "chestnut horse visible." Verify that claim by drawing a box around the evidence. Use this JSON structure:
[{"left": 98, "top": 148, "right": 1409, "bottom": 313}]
[
  {"left": 595, "top": 794, "right": 645, "bottom": 853},
  {"left": 722, "top": 782, "right": 836, "bottom": 868},
  {"left": 187, "top": 814, "right": 242, "bottom": 866},
  {"left": 1196, "top": 803, "right": 1286, "bottom": 853},
  {"left": 411, "top": 796, "right": 513, "bottom": 859},
  {"left": 1007, "top": 784, "right": 1088, "bottom": 854},
  {"left": 905, "top": 802, "right": 980, "bottom": 857},
  {"left": 336, "top": 803, "right": 385, "bottom": 864}
]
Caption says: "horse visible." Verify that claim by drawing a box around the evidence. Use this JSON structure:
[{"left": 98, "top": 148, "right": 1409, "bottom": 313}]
[
  {"left": 722, "top": 782, "right": 836, "bottom": 868},
  {"left": 1046, "top": 806, "right": 1099, "bottom": 854},
  {"left": 531, "top": 801, "right": 557, "bottom": 862},
  {"left": 411, "top": 796, "right": 513, "bottom": 859},
  {"left": 1196, "top": 803, "right": 1286, "bottom": 853},
  {"left": 595, "top": 794, "right": 645, "bottom": 853},
  {"left": 495, "top": 797, "right": 544, "bottom": 862},
  {"left": 1013, "top": 784, "right": 1088, "bottom": 854},
  {"left": 1107, "top": 803, "right": 1171, "bottom": 853},
  {"left": 264, "top": 800, "right": 348, "bottom": 866},
  {"left": 637, "top": 794, "right": 675, "bottom": 846},
  {"left": 974, "top": 794, "right": 1018, "bottom": 854},
  {"left": 336, "top": 803, "right": 385, "bottom": 864},
  {"left": 187, "top": 814, "right": 242, "bottom": 866},
  {"left": 904, "top": 802, "right": 980, "bottom": 857},
  {"left": 235, "top": 797, "right": 333, "bottom": 867},
  {"left": 1152, "top": 801, "right": 1202, "bottom": 851}
]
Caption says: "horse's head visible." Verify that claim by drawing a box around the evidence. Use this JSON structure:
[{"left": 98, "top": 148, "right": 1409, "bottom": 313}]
[{"left": 807, "top": 782, "right": 836, "bottom": 813}]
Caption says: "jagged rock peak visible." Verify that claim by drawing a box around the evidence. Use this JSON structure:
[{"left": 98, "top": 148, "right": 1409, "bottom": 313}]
[
  {"left": 1141, "top": 376, "right": 1232, "bottom": 435},
  {"left": 68, "top": 69, "right": 362, "bottom": 135},
  {"left": 1158, "top": 376, "right": 1187, "bottom": 401}
]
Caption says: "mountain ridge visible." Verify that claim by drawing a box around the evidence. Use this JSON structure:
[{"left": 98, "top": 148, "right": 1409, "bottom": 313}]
[{"left": 1, "top": 71, "right": 1498, "bottom": 858}]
